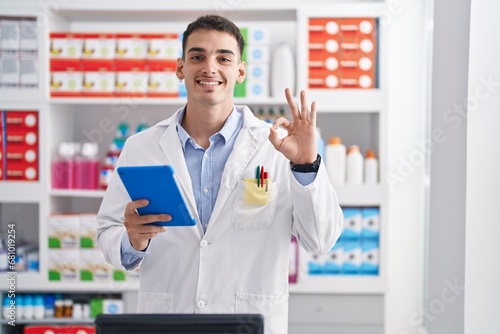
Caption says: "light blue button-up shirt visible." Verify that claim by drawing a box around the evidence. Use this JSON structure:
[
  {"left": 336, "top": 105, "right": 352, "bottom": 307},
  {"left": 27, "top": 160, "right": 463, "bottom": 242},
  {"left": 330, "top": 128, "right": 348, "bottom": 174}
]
[{"left": 120, "top": 108, "right": 317, "bottom": 269}]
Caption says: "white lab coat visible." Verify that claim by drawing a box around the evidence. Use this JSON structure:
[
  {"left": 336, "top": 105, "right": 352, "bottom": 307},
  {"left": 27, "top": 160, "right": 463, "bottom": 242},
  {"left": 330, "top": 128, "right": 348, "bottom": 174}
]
[{"left": 97, "top": 105, "right": 343, "bottom": 334}]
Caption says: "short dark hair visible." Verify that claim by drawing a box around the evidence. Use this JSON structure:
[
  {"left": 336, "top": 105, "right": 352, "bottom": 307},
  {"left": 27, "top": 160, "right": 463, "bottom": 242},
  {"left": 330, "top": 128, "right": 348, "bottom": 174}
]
[{"left": 182, "top": 15, "right": 245, "bottom": 59}]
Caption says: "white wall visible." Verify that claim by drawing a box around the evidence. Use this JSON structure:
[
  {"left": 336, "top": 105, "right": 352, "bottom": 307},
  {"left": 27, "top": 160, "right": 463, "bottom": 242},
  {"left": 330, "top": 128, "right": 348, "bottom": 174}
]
[
  {"left": 465, "top": 0, "right": 500, "bottom": 331},
  {"left": 384, "top": 1, "right": 426, "bottom": 333}
]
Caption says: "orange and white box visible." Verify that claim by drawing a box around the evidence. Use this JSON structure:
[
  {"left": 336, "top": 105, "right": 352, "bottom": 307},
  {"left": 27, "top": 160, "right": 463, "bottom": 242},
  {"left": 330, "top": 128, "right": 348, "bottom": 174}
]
[
  {"left": 114, "top": 59, "right": 148, "bottom": 97},
  {"left": 115, "top": 33, "right": 147, "bottom": 59},
  {"left": 147, "top": 60, "right": 178, "bottom": 97},
  {"left": 81, "top": 59, "right": 114, "bottom": 97},
  {"left": 24, "top": 326, "right": 60, "bottom": 334},
  {"left": 50, "top": 32, "right": 83, "bottom": 59},
  {"left": 50, "top": 60, "right": 82, "bottom": 97},
  {"left": 5, "top": 145, "right": 38, "bottom": 167},
  {"left": 82, "top": 33, "right": 116, "bottom": 60},
  {"left": 145, "top": 33, "right": 181, "bottom": 60},
  {"left": 59, "top": 326, "right": 96, "bottom": 334},
  {"left": 5, "top": 128, "right": 38, "bottom": 147},
  {"left": 4, "top": 111, "right": 38, "bottom": 129},
  {"left": 5, "top": 161, "right": 38, "bottom": 181}
]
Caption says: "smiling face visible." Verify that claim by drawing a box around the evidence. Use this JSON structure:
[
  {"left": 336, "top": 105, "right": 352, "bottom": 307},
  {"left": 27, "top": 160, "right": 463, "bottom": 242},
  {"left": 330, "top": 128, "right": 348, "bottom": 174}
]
[{"left": 176, "top": 29, "right": 246, "bottom": 110}]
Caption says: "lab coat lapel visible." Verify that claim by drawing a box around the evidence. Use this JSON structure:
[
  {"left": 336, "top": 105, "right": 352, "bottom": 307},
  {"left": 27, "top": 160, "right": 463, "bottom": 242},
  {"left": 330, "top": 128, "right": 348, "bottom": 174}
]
[
  {"left": 209, "top": 108, "right": 261, "bottom": 226},
  {"left": 158, "top": 119, "right": 201, "bottom": 233}
]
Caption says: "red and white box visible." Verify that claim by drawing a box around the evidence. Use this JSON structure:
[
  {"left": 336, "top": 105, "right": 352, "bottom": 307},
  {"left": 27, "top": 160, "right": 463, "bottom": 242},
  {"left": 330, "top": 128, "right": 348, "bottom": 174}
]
[
  {"left": 81, "top": 59, "right": 115, "bottom": 97},
  {"left": 24, "top": 325, "right": 60, "bottom": 334},
  {"left": 5, "top": 145, "right": 38, "bottom": 166},
  {"left": 147, "top": 60, "right": 178, "bottom": 97},
  {"left": 59, "top": 326, "right": 96, "bottom": 334},
  {"left": 50, "top": 32, "right": 83, "bottom": 60},
  {"left": 5, "top": 161, "right": 38, "bottom": 181},
  {"left": 5, "top": 128, "right": 38, "bottom": 147},
  {"left": 4, "top": 111, "right": 38, "bottom": 129},
  {"left": 115, "top": 33, "right": 147, "bottom": 59},
  {"left": 145, "top": 33, "right": 181, "bottom": 60},
  {"left": 82, "top": 33, "right": 116, "bottom": 60},
  {"left": 50, "top": 59, "right": 82, "bottom": 97},
  {"left": 114, "top": 59, "right": 148, "bottom": 97}
]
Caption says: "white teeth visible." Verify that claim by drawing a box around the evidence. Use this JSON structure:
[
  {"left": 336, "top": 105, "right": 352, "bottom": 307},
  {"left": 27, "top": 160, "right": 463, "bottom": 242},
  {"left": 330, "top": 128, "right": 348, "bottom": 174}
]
[{"left": 199, "top": 81, "right": 220, "bottom": 86}]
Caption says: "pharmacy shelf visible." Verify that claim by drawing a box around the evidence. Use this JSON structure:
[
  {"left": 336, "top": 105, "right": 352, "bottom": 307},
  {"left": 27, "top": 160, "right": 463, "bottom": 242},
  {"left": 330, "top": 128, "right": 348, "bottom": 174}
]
[
  {"left": 289, "top": 275, "right": 385, "bottom": 295},
  {"left": 0, "top": 318, "right": 94, "bottom": 325},
  {"left": 334, "top": 184, "right": 387, "bottom": 206},
  {"left": 49, "top": 189, "right": 106, "bottom": 198},
  {"left": 0, "top": 272, "right": 139, "bottom": 292},
  {"left": 0, "top": 183, "right": 45, "bottom": 203}
]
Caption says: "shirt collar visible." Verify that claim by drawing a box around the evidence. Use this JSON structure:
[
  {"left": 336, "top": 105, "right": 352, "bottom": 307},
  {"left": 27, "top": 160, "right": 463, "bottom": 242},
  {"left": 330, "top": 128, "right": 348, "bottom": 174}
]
[{"left": 176, "top": 107, "right": 242, "bottom": 150}]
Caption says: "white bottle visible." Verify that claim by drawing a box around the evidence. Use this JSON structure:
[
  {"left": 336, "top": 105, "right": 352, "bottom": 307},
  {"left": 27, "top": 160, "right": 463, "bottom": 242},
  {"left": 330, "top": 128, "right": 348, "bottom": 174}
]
[
  {"left": 325, "top": 137, "right": 346, "bottom": 185},
  {"left": 346, "top": 145, "right": 364, "bottom": 185},
  {"left": 364, "top": 149, "right": 379, "bottom": 184},
  {"left": 271, "top": 42, "right": 295, "bottom": 97}
]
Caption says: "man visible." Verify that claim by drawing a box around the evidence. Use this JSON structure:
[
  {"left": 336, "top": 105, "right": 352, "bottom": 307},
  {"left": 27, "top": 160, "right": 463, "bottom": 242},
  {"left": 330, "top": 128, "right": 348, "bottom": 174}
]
[{"left": 97, "top": 14, "right": 342, "bottom": 334}]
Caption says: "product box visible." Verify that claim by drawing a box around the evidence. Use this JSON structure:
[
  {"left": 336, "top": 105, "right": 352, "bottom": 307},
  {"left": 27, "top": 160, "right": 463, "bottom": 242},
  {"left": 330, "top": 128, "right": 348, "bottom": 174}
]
[
  {"left": 362, "top": 207, "right": 380, "bottom": 240},
  {"left": 48, "top": 214, "right": 80, "bottom": 248},
  {"left": 4, "top": 163, "right": 38, "bottom": 181},
  {"left": 114, "top": 59, "right": 147, "bottom": 97},
  {"left": 59, "top": 326, "right": 96, "bottom": 334},
  {"left": 48, "top": 249, "right": 79, "bottom": 281},
  {"left": 20, "top": 19, "right": 38, "bottom": 55},
  {"left": 341, "top": 207, "right": 363, "bottom": 240},
  {"left": 343, "top": 239, "right": 361, "bottom": 275},
  {"left": 245, "top": 80, "right": 269, "bottom": 99},
  {"left": 80, "top": 249, "right": 113, "bottom": 281},
  {"left": 5, "top": 128, "right": 38, "bottom": 146},
  {"left": 0, "top": 56, "right": 20, "bottom": 89},
  {"left": 20, "top": 56, "right": 39, "bottom": 89},
  {"left": 245, "top": 27, "right": 271, "bottom": 45},
  {"left": 82, "top": 33, "right": 116, "bottom": 60},
  {"left": 50, "top": 68, "right": 83, "bottom": 97},
  {"left": 115, "top": 33, "right": 147, "bottom": 59},
  {"left": 81, "top": 59, "right": 114, "bottom": 97},
  {"left": 324, "top": 238, "right": 344, "bottom": 275},
  {"left": 145, "top": 33, "right": 181, "bottom": 60},
  {"left": 306, "top": 252, "right": 328, "bottom": 275},
  {"left": 361, "top": 238, "right": 379, "bottom": 275},
  {"left": 246, "top": 64, "right": 269, "bottom": 81},
  {"left": 24, "top": 325, "right": 60, "bottom": 334},
  {"left": 80, "top": 213, "right": 98, "bottom": 248},
  {"left": 1, "top": 19, "right": 20, "bottom": 55},
  {"left": 4, "top": 110, "right": 38, "bottom": 128},
  {"left": 245, "top": 45, "right": 270, "bottom": 63},
  {"left": 5, "top": 146, "right": 38, "bottom": 165},
  {"left": 50, "top": 32, "right": 83, "bottom": 59},
  {"left": 146, "top": 60, "right": 178, "bottom": 97}
]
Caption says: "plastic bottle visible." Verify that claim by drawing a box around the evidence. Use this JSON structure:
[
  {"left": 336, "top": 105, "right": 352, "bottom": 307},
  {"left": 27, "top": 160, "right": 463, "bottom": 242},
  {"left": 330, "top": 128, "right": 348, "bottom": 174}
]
[
  {"left": 271, "top": 42, "right": 295, "bottom": 97},
  {"left": 325, "top": 137, "right": 346, "bottom": 185},
  {"left": 16, "top": 294, "right": 24, "bottom": 320},
  {"left": 33, "top": 294, "right": 45, "bottom": 320},
  {"left": 135, "top": 118, "right": 149, "bottom": 133},
  {"left": 2, "top": 295, "right": 11, "bottom": 320},
  {"left": 364, "top": 149, "right": 379, "bottom": 184},
  {"left": 346, "top": 145, "right": 364, "bottom": 185},
  {"left": 23, "top": 294, "right": 33, "bottom": 319},
  {"left": 44, "top": 294, "right": 55, "bottom": 318},
  {"left": 79, "top": 142, "right": 100, "bottom": 189},
  {"left": 51, "top": 142, "right": 77, "bottom": 189}
]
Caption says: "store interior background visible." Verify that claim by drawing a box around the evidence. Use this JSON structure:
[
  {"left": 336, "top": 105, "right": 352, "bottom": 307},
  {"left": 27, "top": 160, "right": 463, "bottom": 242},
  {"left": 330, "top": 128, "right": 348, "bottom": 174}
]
[{"left": 1, "top": 0, "right": 499, "bottom": 333}]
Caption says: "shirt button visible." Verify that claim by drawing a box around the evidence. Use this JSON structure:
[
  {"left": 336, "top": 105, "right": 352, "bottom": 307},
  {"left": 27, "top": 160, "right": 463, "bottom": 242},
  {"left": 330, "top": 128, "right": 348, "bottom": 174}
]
[
  {"left": 204, "top": 153, "right": 208, "bottom": 159},
  {"left": 200, "top": 240, "right": 208, "bottom": 248},
  {"left": 203, "top": 188, "right": 208, "bottom": 194},
  {"left": 196, "top": 300, "right": 206, "bottom": 309}
]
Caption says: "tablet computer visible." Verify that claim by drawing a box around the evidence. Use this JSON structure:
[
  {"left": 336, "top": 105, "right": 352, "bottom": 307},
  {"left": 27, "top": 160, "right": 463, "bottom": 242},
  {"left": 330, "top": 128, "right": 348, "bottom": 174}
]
[{"left": 117, "top": 165, "right": 197, "bottom": 227}]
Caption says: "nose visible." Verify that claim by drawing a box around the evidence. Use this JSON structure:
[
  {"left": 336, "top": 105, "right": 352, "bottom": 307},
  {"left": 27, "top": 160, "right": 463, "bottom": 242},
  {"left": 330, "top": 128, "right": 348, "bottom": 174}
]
[{"left": 202, "top": 57, "right": 217, "bottom": 75}]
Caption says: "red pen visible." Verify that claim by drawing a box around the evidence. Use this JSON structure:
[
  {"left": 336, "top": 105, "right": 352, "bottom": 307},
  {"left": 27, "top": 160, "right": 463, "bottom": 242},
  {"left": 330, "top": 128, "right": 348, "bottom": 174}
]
[
  {"left": 264, "top": 172, "right": 269, "bottom": 193},
  {"left": 260, "top": 166, "right": 264, "bottom": 188}
]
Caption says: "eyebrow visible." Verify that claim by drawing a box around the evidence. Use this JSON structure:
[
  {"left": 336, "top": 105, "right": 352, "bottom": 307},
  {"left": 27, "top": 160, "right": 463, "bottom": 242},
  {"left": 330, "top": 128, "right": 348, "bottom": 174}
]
[{"left": 187, "top": 47, "right": 235, "bottom": 56}]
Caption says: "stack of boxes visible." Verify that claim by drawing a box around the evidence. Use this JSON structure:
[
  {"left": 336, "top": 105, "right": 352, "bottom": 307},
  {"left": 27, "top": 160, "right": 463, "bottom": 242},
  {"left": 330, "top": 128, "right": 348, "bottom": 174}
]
[
  {"left": 234, "top": 26, "right": 271, "bottom": 99},
  {"left": 49, "top": 32, "right": 180, "bottom": 97},
  {"left": 308, "top": 17, "right": 378, "bottom": 89},
  {"left": 0, "top": 17, "right": 39, "bottom": 91},
  {"left": 0, "top": 110, "right": 39, "bottom": 181},
  {"left": 48, "top": 213, "right": 139, "bottom": 283},
  {"left": 303, "top": 206, "right": 380, "bottom": 277}
]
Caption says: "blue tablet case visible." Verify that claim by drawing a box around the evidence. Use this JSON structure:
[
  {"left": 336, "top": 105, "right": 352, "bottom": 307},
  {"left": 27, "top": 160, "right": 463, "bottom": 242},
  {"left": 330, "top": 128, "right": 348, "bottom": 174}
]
[{"left": 117, "top": 165, "right": 197, "bottom": 226}]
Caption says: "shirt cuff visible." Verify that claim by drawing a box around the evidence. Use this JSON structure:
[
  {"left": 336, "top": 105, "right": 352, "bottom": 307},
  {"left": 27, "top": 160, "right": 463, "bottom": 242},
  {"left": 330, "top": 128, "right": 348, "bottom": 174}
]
[
  {"left": 292, "top": 170, "right": 317, "bottom": 186},
  {"left": 121, "top": 231, "right": 150, "bottom": 257}
]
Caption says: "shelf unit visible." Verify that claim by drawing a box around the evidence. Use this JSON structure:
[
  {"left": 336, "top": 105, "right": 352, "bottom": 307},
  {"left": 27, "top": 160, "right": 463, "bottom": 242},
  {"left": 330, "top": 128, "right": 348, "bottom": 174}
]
[{"left": 1, "top": 1, "right": 388, "bottom": 331}]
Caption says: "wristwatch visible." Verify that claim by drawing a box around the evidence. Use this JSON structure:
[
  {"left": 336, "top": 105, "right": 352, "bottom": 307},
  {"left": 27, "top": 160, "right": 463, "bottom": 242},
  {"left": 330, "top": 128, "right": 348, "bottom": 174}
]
[{"left": 289, "top": 154, "right": 321, "bottom": 173}]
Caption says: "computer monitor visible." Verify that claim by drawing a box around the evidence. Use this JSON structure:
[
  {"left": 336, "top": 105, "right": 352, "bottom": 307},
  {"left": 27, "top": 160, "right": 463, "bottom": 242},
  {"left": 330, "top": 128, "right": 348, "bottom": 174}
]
[{"left": 95, "top": 313, "right": 264, "bottom": 334}]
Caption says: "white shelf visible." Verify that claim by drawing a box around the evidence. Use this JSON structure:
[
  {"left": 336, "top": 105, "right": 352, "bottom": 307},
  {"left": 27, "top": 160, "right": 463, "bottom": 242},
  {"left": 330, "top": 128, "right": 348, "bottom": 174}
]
[
  {"left": 0, "top": 272, "right": 139, "bottom": 292},
  {"left": 49, "top": 189, "right": 106, "bottom": 198},
  {"left": 289, "top": 275, "right": 385, "bottom": 295},
  {"left": 0, "top": 318, "right": 95, "bottom": 325},
  {"left": 334, "top": 184, "right": 387, "bottom": 206},
  {"left": 0, "top": 183, "right": 45, "bottom": 203}
]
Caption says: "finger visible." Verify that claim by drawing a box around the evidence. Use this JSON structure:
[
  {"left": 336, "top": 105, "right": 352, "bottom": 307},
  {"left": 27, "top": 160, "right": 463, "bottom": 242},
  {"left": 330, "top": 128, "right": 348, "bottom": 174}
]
[
  {"left": 310, "top": 100, "right": 317, "bottom": 126},
  {"left": 125, "top": 199, "right": 149, "bottom": 217},
  {"left": 136, "top": 214, "right": 172, "bottom": 226},
  {"left": 272, "top": 116, "right": 292, "bottom": 130},
  {"left": 284, "top": 88, "right": 300, "bottom": 121},
  {"left": 268, "top": 126, "right": 283, "bottom": 151},
  {"left": 300, "top": 90, "right": 309, "bottom": 123}
]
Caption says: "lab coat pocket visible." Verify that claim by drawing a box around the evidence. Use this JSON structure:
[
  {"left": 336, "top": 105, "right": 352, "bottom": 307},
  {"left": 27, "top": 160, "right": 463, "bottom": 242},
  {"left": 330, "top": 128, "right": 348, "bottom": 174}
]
[
  {"left": 137, "top": 291, "right": 173, "bottom": 313},
  {"left": 232, "top": 179, "right": 280, "bottom": 229},
  {"left": 235, "top": 292, "right": 288, "bottom": 334}
]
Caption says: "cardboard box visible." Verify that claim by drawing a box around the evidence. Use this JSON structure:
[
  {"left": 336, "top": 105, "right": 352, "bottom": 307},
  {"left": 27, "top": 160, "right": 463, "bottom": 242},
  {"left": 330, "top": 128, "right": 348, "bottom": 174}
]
[
  {"left": 362, "top": 207, "right": 380, "bottom": 240},
  {"left": 342, "top": 207, "right": 363, "bottom": 240},
  {"left": 20, "top": 55, "right": 39, "bottom": 89},
  {"left": 0, "top": 56, "right": 20, "bottom": 89},
  {"left": 50, "top": 32, "right": 83, "bottom": 59},
  {"left": 4, "top": 163, "right": 38, "bottom": 181},
  {"left": 145, "top": 33, "right": 181, "bottom": 60},
  {"left": 115, "top": 33, "right": 147, "bottom": 59},
  {"left": 82, "top": 33, "right": 116, "bottom": 59},
  {"left": 80, "top": 213, "right": 98, "bottom": 248},
  {"left": 343, "top": 239, "right": 361, "bottom": 275},
  {"left": 48, "top": 249, "right": 79, "bottom": 281},
  {"left": 81, "top": 59, "right": 114, "bottom": 97},
  {"left": 114, "top": 59, "right": 147, "bottom": 97},
  {"left": 5, "top": 128, "right": 38, "bottom": 146},
  {"left": 50, "top": 67, "right": 83, "bottom": 97},
  {"left": 1, "top": 19, "right": 20, "bottom": 55},
  {"left": 48, "top": 214, "right": 80, "bottom": 249},
  {"left": 80, "top": 249, "right": 112, "bottom": 281},
  {"left": 20, "top": 19, "right": 38, "bottom": 55},
  {"left": 4, "top": 111, "right": 38, "bottom": 129},
  {"left": 361, "top": 239, "right": 379, "bottom": 275}
]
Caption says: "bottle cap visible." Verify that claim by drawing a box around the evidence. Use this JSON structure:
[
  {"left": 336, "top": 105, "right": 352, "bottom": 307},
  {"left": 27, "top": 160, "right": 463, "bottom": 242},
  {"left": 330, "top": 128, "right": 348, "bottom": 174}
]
[
  {"left": 347, "top": 145, "right": 360, "bottom": 154},
  {"left": 365, "top": 149, "right": 376, "bottom": 159},
  {"left": 329, "top": 137, "right": 342, "bottom": 145}
]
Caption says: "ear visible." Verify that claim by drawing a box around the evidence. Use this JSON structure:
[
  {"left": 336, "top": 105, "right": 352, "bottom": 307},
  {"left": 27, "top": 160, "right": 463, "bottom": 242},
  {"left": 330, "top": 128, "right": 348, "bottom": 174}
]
[
  {"left": 176, "top": 58, "right": 185, "bottom": 80},
  {"left": 236, "top": 60, "right": 246, "bottom": 84}
]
